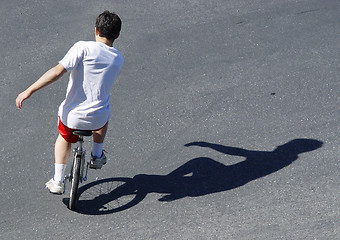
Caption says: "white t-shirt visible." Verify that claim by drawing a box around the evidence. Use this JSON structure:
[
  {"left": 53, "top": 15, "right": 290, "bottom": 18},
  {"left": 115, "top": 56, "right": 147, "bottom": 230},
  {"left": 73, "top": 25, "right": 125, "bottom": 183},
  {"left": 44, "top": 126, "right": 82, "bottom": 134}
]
[{"left": 58, "top": 41, "right": 123, "bottom": 130}]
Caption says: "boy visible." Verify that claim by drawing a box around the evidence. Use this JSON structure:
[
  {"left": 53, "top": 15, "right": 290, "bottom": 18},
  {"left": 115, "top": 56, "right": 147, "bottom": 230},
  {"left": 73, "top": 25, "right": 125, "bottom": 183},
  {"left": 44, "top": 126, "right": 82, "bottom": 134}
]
[{"left": 15, "top": 11, "right": 124, "bottom": 194}]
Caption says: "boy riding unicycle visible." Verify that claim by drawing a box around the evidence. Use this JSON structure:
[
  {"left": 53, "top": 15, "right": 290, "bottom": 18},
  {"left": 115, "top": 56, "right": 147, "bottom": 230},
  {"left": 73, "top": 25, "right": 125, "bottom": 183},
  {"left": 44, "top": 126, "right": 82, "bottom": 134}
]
[{"left": 16, "top": 11, "right": 124, "bottom": 194}]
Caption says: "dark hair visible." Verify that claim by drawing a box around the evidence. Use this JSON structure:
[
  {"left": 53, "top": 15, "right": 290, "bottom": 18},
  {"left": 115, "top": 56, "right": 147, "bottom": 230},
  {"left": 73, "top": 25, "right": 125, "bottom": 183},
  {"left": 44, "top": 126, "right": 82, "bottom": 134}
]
[{"left": 95, "top": 11, "right": 121, "bottom": 41}]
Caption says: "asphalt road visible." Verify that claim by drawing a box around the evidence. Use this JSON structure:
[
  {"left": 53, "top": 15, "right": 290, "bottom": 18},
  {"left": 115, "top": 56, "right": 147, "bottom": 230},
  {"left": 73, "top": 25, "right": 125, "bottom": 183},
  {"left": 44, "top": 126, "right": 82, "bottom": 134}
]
[{"left": 1, "top": 0, "right": 339, "bottom": 239}]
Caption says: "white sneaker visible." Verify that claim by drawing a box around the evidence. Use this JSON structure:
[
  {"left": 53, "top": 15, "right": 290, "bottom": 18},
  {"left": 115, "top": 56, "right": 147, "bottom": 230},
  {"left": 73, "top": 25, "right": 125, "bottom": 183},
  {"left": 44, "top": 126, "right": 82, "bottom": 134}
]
[
  {"left": 45, "top": 178, "right": 64, "bottom": 194},
  {"left": 89, "top": 151, "right": 107, "bottom": 169}
]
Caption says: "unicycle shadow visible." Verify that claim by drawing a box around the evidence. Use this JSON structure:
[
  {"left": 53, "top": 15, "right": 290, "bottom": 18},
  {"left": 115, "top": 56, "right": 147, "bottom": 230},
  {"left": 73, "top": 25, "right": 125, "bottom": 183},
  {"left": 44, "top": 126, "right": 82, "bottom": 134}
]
[
  {"left": 63, "top": 177, "right": 148, "bottom": 215},
  {"left": 68, "top": 138, "right": 322, "bottom": 215}
]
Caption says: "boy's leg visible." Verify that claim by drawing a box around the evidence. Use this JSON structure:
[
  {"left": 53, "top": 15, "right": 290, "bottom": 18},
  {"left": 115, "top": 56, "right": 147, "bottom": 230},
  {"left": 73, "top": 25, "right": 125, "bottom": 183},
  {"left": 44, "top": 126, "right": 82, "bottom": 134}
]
[
  {"left": 92, "top": 121, "right": 108, "bottom": 143},
  {"left": 91, "top": 122, "right": 108, "bottom": 157},
  {"left": 89, "top": 122, "right": 108, "bottom": 169},
  {"left": 55, "top": 134, "right": 72, "bottom": 164},
  {"left": 46, "top": 134, "right": 71, "bottom": 193},
  {"left": 54, "top": 134, "right": 71, "bottom": 182}
]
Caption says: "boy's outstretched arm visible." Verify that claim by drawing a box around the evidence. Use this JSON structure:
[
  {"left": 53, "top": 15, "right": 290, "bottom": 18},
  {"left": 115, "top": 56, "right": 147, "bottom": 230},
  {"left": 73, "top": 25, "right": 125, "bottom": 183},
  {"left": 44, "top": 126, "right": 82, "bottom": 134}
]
[{"left": 16, "top": 64, "right": 67, "bottom": 109}]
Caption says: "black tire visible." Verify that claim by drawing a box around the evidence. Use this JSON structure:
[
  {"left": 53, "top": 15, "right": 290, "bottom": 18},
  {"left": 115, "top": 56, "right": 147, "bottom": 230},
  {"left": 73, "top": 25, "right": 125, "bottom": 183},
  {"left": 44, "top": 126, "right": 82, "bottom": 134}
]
[{"left": 69, "top": 155, "right": 81, "bottom": 210}]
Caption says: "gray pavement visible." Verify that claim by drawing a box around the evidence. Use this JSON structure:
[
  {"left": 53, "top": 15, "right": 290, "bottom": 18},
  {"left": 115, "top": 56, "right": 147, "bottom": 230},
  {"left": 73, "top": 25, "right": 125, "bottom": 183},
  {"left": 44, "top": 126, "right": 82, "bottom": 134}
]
[{"left": 1, "top": 0, "right": 339, "bottom": 239}]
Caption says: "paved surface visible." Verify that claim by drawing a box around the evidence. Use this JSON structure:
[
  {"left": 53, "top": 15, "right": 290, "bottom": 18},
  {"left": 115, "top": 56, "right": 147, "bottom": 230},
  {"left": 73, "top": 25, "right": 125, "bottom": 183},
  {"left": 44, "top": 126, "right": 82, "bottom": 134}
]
[{"left": 1, "top": 0, "right": 339, "bottom": 239}]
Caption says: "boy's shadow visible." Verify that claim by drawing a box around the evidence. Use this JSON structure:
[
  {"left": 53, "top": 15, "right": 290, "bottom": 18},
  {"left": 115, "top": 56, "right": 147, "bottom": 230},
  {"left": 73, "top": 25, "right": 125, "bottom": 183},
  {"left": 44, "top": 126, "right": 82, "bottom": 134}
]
[{"left": 74, "top": 138, "right": 322, "bottom": 215}]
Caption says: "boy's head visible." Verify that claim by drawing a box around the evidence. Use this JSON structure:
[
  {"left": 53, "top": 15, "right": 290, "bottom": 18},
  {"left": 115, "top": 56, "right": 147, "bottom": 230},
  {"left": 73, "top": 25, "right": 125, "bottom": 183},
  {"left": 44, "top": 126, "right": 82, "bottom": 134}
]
[{"left": 95, "top": 11, "right": 121, "bottom": 41}]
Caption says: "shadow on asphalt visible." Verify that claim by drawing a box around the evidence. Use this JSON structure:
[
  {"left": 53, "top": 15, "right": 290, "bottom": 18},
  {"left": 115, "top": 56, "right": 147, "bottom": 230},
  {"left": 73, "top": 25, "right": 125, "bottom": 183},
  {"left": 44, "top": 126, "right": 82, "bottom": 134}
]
[{"left": 63, "top": 138, "right": 323, "bottom": 215}]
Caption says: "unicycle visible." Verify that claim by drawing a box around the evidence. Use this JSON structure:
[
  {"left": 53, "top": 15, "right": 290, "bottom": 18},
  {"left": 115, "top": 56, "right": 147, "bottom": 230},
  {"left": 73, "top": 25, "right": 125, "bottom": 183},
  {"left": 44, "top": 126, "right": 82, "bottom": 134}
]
[{"left": 65, "top": 130, "right": 93, "bottom": 211}]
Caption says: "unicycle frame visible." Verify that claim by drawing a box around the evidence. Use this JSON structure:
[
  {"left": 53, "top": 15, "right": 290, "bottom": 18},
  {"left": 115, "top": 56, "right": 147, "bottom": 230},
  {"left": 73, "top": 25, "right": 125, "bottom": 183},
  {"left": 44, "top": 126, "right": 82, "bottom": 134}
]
[{"left": 65, "top": 131, "right": 92, "bottom": 211}]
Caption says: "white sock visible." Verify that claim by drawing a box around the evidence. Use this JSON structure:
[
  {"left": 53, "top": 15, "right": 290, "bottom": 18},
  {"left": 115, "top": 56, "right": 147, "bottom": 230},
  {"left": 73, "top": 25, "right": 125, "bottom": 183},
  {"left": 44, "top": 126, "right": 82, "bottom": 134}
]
[
  {"left": 92, "top": 142, "right": 104, "bottom": 158},
  {"left": 54, "top": 163, "right": 67, "bottom": 183}
]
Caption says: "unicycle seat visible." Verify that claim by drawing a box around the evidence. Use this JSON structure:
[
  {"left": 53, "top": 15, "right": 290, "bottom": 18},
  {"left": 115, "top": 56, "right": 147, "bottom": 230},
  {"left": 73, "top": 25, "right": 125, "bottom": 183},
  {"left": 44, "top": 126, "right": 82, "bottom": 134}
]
[{"left": 72, "top": 130, "right": 93, "bottom": 137}]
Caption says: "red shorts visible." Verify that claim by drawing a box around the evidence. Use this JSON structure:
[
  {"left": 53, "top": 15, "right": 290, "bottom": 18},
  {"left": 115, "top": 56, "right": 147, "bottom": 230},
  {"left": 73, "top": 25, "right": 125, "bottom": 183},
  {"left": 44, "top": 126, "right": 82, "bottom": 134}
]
[{"left": 58, "top": 117, "right": 79, "bottom": 143}]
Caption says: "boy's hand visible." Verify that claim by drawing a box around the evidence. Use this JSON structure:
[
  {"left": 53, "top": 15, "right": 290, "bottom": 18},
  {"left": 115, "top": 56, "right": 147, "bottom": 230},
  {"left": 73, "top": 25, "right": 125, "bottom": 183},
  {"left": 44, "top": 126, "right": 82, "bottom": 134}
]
[{"left": 16, "top": 90, "right": 32, "bottom": 109}]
